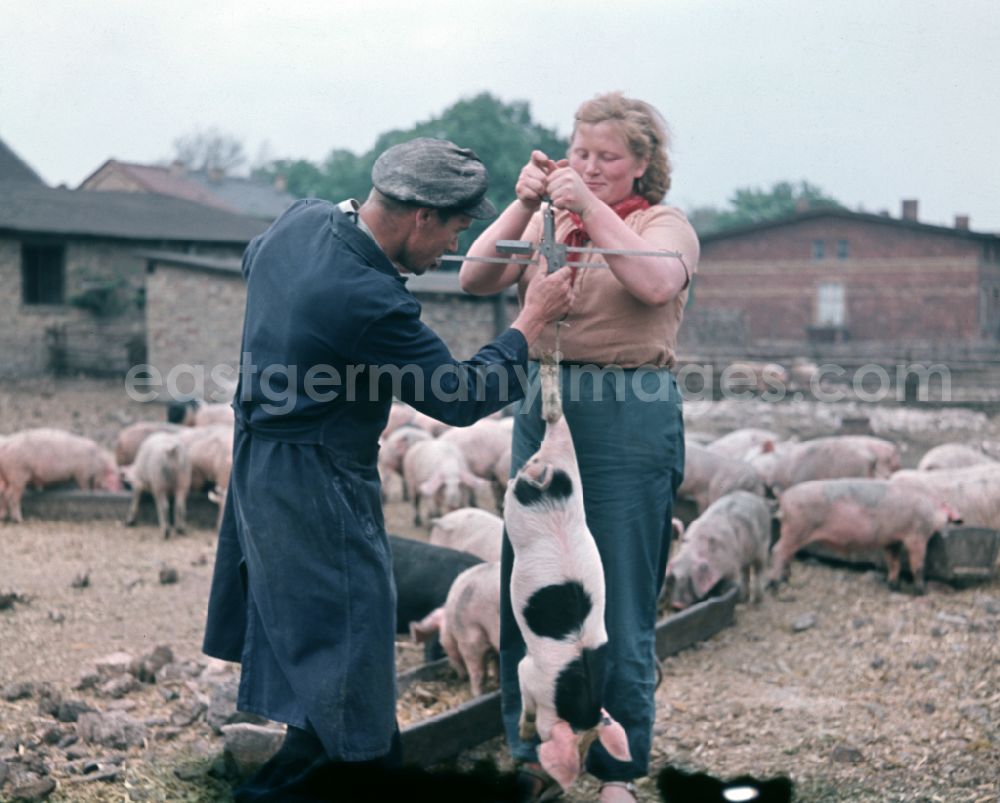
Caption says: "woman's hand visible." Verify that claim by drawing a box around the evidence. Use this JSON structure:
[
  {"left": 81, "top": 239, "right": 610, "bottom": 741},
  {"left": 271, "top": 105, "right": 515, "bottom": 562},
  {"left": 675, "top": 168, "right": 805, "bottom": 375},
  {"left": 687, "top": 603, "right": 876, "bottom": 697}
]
[
  {"left": 546, "top": 166, "right": 598, "bottom": 218},
  {"left": 515, "top": 151, "right": 564, "bottom": 211}
]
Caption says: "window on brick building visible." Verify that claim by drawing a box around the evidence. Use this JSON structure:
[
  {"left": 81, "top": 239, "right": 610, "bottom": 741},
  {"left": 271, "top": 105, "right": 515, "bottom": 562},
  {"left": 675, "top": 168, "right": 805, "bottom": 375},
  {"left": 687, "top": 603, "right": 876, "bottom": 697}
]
[
  {"left": 816, "top": 282, "right": 846, "bottom": 326},
  {"left": 812, "top": 240, "right": 825, "bottom": 260},
  {"left": 837, "top": 239, "right": 849, "bottom": 259},
  {"left": 21, "top": 243, "right": 66, "bottom": 305}
]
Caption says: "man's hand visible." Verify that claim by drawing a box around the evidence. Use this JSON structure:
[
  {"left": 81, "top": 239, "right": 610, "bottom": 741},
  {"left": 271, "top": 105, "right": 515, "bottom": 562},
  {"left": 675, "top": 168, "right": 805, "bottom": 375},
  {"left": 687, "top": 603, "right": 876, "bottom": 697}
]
[{"left": 511, "top": 266, "right": 575, "bottom": 345}]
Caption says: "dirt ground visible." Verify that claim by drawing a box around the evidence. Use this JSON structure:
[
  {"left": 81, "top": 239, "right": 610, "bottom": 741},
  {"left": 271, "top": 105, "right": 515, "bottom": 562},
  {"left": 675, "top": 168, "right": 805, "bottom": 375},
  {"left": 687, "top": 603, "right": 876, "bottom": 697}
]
[{"left": 1, "top": 377, "right": 999, "bottom": 802}]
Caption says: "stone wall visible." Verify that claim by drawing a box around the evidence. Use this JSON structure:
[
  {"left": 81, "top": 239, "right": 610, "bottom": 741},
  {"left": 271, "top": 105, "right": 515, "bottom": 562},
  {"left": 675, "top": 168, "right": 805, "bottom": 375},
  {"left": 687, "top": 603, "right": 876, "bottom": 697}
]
[{"left": 0, "top": 238, "right": 151, "bottom": 376}]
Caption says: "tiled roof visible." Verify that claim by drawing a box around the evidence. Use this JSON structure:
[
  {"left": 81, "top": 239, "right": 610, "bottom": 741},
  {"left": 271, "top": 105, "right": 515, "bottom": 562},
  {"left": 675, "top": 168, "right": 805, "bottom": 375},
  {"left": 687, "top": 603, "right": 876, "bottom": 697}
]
[
  {"left": 700, "top": 207, "right": 1000, "bottom": 243},
  {"left": 0, "top": 182, "right": 268, "bottom": 243},
  {"left": 79, "top": 159, "right": 238, "bottom": 212},
  {"left": 186, "top": 171, "right": 296, "bottom": 219},
  {"left": 0, "top": 138, "right": 45, "bottom": 184}
]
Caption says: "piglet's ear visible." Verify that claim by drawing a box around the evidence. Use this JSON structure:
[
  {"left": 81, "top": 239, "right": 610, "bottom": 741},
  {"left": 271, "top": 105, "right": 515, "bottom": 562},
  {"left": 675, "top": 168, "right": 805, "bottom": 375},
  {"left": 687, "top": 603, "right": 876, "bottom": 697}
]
[
  {"left": 761, "top": 439, "right": 775, "bottom": 454},
  {"left": 419, "top": 474, "right": 442, "bottom": 497}
]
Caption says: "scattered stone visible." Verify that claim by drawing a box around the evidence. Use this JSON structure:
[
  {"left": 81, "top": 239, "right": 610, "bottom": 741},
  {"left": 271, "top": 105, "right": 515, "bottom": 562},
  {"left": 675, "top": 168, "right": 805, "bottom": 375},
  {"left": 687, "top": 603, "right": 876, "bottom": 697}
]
[
  {"left": 935, "top": 612, "right": 969, "bottom": 627},
  {"left": 46, "top": 610, "right": 65, "bottom": 624},
  {"left": 170, "top": 699, "right": 207, "bottom": 728},
  {"left": 73, "top": 673, "right": 100, "bottom": 692},
  {"left": 57, "top": 734, "right": 78, "bottom": 750},
  {"left": 95, "top": 652, "right": 134, "bottom": 681},
  {"left": 173, "top": 762, "right": 208, "bottom": 782},
  {"left": 105, "top": 699, "right": 137, "bottom": 712},
  {"left": 153, "top": 727, "right": 182, "bottom": 742},
  {"left": 159, "top": 566, "right": 179, "bottom": 585},
  {"left": 76, "top": 711, "right": 147, "bottom": 750},
  {"left": 930, "top": 626, "right": 946, "bottom": 638},
  {"left": 7, "top": 772, "right": 56, "bottom": 802},
  {"left": 831, "top": 744, "right": 864, "bottom": 764},
  {"left": 205, "top": 677, "right": 268, "bottom": 734},
  {"left": 792, "top": 612, "right": 817, "bottom": 632},
  {"left": 851, "top": 616, "right": 873, "bottom": 629},
  {"left": 155, "top": 661, "right": 202, "bottom": 683},
  {"left": 191, "top": 553, "right": 208, "bottom": 566},
  {"left": 979, "top": 596, "right": 1000, "bottom": 615},
  {"left": 63, "top": 768, "right": 121, "bottom": 784},
  {"left": 221, "top": 723, "right": 286, "bottom": 779},
  {"left": 99, "top": 674, "right": 140, "bottom": 700},
  {"left": 40, "top": 728, "right": 63, "bottom": 747},
  {"left": 3, "top": 682, "right": 34, "bottom": 702},
  {"left": 143, "top": 716, "right": 170, "bottom": 728},
  {"left": 920, "top": 701, "right": 936, "bottom": 714},
  {"left": 869, "top": 656, "right": 886, "bottom": 670},
  {"left": 71, "top": 572, "right": 90, "bottom": 589},
  {"left": 159, "top": 686, "right": 180, "bottom": 703},
  {"left": 56, "top": 700, "right": 96, "bottom": 723},
  {"left": 909, "top": 656, "right": 940, "bottom": 671},
  {"left": 0, "top": 591, "right": 29, "bottom": 611},
  {"left": 64, "top": 747, "right": 90, "bottom": 761},
  {"left": 36, "top": 686, "right": 62, "bottom": 718},
  {"left": 131, "top": 645, "right": 174, "bottom": 683}
]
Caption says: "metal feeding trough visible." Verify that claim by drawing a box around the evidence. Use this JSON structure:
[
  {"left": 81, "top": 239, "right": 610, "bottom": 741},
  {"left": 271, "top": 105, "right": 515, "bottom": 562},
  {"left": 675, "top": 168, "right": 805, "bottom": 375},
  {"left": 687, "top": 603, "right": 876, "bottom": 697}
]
[
  {"left": 398, "top": 583, "right": 739, "bottom": 767},
  {"left": 800, "top": 526, "right": 1000, "bottom": 587},
  {"left": 17, "top": 488, "right": 221, "bottom": 529}
]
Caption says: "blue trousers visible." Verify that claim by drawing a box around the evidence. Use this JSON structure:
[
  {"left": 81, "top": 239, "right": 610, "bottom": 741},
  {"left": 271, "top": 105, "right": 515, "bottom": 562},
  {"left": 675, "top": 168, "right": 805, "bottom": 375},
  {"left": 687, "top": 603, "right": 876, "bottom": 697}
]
[{"left": 499, "top": 362, "right": 685, "bottom": 783}]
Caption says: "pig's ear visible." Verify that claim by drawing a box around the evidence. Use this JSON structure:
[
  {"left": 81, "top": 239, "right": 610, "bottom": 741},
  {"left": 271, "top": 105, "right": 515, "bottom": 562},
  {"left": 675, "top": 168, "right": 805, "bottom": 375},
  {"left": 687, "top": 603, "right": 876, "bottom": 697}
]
[
  {"left": 761, "top": 439, "right": 776, "bottom": 454},
  {"left": 419, "top": 474, "right": 443, "bottom": 498},
  {"left": 692, "top": 560, "right": 719, "bottom": 599}
]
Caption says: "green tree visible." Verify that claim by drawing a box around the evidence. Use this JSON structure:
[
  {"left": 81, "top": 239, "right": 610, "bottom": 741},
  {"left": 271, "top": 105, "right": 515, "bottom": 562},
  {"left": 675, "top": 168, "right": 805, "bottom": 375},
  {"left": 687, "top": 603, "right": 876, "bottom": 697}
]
[
  {"left": 703, "top": 180, "right": 842, "bottom": 234},
  {"left": 256, "top": 93, "right": 569, "bottom": 255}
]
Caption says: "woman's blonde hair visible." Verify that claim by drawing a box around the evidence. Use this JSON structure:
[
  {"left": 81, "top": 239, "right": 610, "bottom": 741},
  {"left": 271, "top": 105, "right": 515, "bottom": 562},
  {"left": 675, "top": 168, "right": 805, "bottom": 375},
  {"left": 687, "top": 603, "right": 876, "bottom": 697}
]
[{"left": 572, "top": 92, "right": 672, "bottom": 204}]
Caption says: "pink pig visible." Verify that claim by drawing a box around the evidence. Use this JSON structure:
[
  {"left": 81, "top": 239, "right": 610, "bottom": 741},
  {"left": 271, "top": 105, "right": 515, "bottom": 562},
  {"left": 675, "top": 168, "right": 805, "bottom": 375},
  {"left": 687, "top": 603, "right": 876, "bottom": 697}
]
[
  {"left": 770, "top": 478, "right": 961, "bottom": 594},
  {"left": 0, "top": 428, "right": 121, "bottom": 523}
]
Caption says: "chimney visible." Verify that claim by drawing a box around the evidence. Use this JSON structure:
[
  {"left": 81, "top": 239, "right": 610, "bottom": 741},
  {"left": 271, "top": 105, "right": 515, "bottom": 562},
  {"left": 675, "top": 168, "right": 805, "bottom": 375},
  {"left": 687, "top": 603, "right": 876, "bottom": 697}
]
[
  {"left": 954, "top": 214, "right": 970, "bottom": 231},
  {"left": 794, "top": 197, "right": 810, "bottom": 213},
  {"left": 274, "top": 174, "right": 288, "bottom": 193},
  {"left": 901, "top": 199, "right": 919, "bottom": 221}
]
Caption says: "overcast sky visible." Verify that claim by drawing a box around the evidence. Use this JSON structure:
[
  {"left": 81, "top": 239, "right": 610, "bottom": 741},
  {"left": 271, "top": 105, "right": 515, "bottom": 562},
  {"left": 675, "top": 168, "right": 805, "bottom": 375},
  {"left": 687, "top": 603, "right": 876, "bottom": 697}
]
[{"left": 3, "top": 0, "right": 998, "bottom": 230}]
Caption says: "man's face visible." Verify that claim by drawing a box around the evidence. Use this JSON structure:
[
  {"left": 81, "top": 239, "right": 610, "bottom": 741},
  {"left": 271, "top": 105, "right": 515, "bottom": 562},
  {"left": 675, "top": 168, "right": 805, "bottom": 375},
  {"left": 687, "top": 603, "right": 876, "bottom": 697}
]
[{"left": 398, "top": 210, "right": 472, "bottom": 275}]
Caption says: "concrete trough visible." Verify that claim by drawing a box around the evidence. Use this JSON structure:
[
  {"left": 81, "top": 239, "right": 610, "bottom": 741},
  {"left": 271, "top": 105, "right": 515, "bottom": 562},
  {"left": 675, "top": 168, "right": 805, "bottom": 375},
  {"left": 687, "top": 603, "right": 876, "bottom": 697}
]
[
  {"left": 16, "top": 488, "right": 221, "bottom": 530},
  {"left": 800, "top": 526, "right": 1000, "bottom": 587},
  {"left": 398, "top": 583, "right": 739, "bottom": 767}
]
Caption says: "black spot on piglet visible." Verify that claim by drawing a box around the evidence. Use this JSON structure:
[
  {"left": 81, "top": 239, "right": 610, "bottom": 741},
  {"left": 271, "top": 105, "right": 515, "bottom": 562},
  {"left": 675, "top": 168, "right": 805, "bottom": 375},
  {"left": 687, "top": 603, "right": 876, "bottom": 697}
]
[
  {"left": 513, "top": 468, "right": 574, "bottom": 507},
  {"left": 523, "top": 581, "right": 591, "bottom": 641}
]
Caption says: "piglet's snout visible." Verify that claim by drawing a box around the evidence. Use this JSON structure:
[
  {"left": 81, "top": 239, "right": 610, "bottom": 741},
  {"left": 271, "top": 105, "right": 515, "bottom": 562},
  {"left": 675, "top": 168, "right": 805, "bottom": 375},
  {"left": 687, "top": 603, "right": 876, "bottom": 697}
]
[{"left": 520, "top": 460, "right": 553, "bottom": 490}]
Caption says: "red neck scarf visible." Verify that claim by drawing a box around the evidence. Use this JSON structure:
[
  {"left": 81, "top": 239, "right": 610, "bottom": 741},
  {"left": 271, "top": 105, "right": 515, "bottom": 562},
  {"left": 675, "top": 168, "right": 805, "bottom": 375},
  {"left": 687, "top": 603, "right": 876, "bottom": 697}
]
[{"left": 564, "top": 194, "right": 650, "bottom": 281}]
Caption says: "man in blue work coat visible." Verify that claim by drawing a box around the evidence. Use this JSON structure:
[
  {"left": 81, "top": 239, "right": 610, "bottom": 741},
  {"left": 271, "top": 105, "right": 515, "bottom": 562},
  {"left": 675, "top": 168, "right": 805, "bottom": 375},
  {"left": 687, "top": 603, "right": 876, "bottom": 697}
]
[{"left": 202, "top": 138, "right": 574, "bottom": 801}]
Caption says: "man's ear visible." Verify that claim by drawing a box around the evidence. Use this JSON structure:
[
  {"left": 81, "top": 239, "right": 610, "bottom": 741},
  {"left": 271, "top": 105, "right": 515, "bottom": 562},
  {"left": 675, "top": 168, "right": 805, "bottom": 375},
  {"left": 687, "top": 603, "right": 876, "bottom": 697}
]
[{"left": 414, "top": 207, "right": 436, "bottom": 228}]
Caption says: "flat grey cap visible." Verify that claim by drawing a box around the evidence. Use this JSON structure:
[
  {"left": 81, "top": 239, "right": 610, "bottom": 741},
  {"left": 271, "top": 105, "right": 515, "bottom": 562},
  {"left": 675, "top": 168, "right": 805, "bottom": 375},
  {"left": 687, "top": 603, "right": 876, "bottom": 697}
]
[{"left": 371, "top": 138, "right": 497, "bottom": 219}]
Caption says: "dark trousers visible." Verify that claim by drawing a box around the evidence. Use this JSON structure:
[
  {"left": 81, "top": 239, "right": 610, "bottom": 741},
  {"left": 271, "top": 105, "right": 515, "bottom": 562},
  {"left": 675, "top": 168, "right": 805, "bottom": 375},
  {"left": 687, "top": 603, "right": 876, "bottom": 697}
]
[{"left": 234, "top": 722, "right": 403, "bottom": 803}]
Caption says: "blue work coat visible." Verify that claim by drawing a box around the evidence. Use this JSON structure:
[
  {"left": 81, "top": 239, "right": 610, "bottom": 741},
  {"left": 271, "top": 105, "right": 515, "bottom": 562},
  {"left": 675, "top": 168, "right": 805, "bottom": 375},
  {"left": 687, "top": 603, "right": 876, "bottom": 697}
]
[{"left": 202, "top": 200, "right": 527, "bottom": 761}]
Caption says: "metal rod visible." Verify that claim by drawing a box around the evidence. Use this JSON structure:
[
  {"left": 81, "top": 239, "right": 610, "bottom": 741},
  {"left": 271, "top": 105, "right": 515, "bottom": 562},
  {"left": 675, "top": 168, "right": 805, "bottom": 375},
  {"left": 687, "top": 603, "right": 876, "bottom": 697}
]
[
  {"left": 437, "top": 255, "right": 536, "bottom": 265},
  {"left": 565, "top": 246, "right": 683, "bottom": 258}
]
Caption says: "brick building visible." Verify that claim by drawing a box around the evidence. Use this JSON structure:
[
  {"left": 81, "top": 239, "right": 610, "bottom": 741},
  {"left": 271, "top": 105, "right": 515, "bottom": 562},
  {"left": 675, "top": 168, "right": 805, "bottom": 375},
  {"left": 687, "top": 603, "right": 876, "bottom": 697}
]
[
  {"left": 0, "top": 180, "right": 266, "bottom": 377},
  {"left": 682, "top": 202, "right": 1000, "bottom": 357}
]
